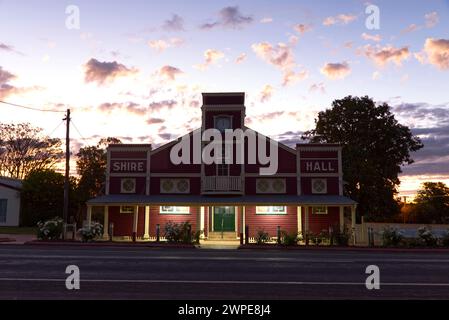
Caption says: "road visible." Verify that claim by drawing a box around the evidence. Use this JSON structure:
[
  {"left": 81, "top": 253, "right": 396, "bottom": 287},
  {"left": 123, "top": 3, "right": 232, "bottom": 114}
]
[{"left": 0, "top": 245, "right": 449, "bottom": 299}]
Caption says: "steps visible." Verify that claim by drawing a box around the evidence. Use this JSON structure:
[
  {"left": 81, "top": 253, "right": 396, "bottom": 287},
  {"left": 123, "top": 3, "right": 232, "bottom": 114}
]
[{"left": 207, "top": 232, "right": 238, "bottom": 241}]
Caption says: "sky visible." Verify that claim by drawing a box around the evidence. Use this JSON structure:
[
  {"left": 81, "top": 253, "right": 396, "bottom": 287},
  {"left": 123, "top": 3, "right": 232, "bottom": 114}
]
[{"left": 1, "top": 0, "right": 448, "bottom": 197}]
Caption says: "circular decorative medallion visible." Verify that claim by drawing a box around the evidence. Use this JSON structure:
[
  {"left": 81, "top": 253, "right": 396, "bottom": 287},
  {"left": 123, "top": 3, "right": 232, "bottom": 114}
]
[
  {"left": 177, "top": 179, "right": 189, "bottom": 192},
  {"left": 313, "top": 179, "right": 326, "bottom": 193},
  {"left": 122, "top": 179, "right": 135, "bottom": 192},
  {"left": 162, "top": 179, "right": 174, "bottom": 192},
  {"left": 272, "top": 179, "right": 285, "bottom": 192},
  {"left": 257, "top": 179, "right": 269, "bottom": 192}
]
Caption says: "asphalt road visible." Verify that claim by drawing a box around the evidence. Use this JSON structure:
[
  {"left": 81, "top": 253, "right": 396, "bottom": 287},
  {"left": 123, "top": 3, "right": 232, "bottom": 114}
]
[{"left": 0, "top": 245, "right": 449, "bottom": 300}]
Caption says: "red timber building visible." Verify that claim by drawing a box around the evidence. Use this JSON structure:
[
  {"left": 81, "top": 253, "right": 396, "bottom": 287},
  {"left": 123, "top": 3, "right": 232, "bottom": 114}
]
[{"left": 87, "top": 92, "right": 357, "bottom": 243}]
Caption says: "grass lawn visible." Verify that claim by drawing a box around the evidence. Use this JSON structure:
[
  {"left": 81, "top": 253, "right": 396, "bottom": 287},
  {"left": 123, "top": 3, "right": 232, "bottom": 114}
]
[{"left": 0, "top": 227, "right": 37, "bottom": 235}]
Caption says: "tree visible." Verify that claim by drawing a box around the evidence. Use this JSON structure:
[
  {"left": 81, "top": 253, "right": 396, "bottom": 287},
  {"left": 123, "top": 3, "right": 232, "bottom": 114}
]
[
  {"left": 303, "top": 96, "right": 423, "bottom": 221},
  {"left": 0, "top": 123, "right": 64, "bottom": 179},
  {"left": 76, "top": 137, "right": 121, "bottom": 204},
  {"left": 20, "top": 169, "right": 77, "bottom": 226},
  {"left": 410, "top": 182, "right": 449, "bottom": 224}
]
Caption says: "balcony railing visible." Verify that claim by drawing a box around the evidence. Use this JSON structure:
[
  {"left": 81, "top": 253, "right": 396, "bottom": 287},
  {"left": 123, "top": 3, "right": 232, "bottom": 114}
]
[{"left": 202, "top": 176, "right": 243, "bottom": 193}]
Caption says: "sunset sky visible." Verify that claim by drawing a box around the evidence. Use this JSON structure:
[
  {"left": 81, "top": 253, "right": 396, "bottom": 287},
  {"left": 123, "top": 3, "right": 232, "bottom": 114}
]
[{"left": 1, "top": 0, "right": 448, "bottom": 197}]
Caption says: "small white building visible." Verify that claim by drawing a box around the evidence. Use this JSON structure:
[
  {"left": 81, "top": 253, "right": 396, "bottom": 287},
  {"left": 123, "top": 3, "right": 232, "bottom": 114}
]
[{"left": 0, "top": 177, "right": 22, "bottom": 226}]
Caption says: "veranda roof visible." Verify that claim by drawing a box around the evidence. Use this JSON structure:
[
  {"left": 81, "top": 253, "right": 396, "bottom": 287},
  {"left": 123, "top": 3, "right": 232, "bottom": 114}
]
[{"left": 87, "top": 194, "right": 356, "bottom": 206}]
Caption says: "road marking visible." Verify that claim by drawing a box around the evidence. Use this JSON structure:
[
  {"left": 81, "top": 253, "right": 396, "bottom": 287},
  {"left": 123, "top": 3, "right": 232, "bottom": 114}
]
[
  {"left": 1, "top": 277, "right": 449, "bottom": 287},
  {"left": 1, "top": 253, "right": 449, "bottom": 264}
]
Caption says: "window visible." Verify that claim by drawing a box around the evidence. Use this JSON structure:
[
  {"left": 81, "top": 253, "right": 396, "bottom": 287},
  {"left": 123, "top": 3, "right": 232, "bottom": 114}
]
[
  {"left": 256, "top": 206, "right": 287, "bottom": 215},
  {"left": 0, "top": 199, "right": 7, "bottom": 223},
  {"left": 312, "top": 206, "right": 328, "bottom": 215},
  {"left": 214, "top": 115, "right": 232, "bottom": 132},
  {"left": 160, "top": 206, "right": 190, "bottom": 214},
  {"left": 120, "top": 206, "right": 134, "bottom": 214}
]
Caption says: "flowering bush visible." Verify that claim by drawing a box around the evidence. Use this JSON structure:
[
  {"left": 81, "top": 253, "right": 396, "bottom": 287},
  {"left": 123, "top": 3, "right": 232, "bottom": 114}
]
[
  {"left": 37, "top": 217, "right": 64, "bottom": 240},
  {"left": 417, "top": 226, "right": 438, "bottom": 247},
  {"left": 255, "top": 228, "right": 270, "bottom": 244},
  {"left": 78, "top": 222, "right": 103, "bottom": 242},
  {"left": 280, "top": 231, "right": 298, "bottom": 246},
  {"left": 382, "top": 226, "right": 403, "bottom": 247},
  {"left": 164, "top": 221, "right": 195, "bottom": 244}
]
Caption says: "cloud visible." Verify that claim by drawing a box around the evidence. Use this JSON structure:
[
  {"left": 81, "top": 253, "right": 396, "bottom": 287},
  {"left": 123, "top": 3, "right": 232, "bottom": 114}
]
[
  {"left": 309, "top": 82, "right": 326, "bottom": 94},
  {"left": 0, "top": 66, "right": 39, "bottom": 99},
  {"left": 323, "top": 14, "right": 357, "bottom": 26},
  {"left": 147, "top": 117, "right": 165, "bottom": 125},
  {"left": 361, "top": 33, "right": 382, "bottom": 42},
  {"left": 98, "top": 102, "right": 146, "bottom": 116},
  {"left": 235, "top": 53, "right": 247, "bottom": 64},
  {"left": 415, "top": 38, "right": 449, "bottom": 70},
  {"left": 359, "top": 45, "right": 410, "bottom": 66},
  {"left": 149, "top": 100, "right": 178, "bottom": 111},
  {"left": 157, "top": 65, "right": 184, "bottom": 81},
  {"left": 282, "top": 70, "right": 308, "bottom": 86},
  {"left": 0, "top": 42, "right": 23, "bottom": 55},
  {"left": 162, "top": 14, "right": 185, "bottom": 31},
  {"left": 0, "top": 66, "right": 16, "bottom": 84},
  {"left": 259, "top": 85, "right": 274, "bottom": 103},
  {"left": 389, "top": 102, "right": 449, "bottom": 178},
  {"left": 252, "top": 42, "right": 295, "bottom": 70},
  {"left": 194, "top": 49, "right": 225, "bottom": 70},
  {"left": 401, "top": 24, "right": 420, "bottom": 34},
  {"left": 252, "top": 39, "right": 307, "bottom": 86},
  {"left": 148, "top": 38, "right": 184, "bottom": 52},
  {"left": 392, "top": 102, "right": 449, "bottom": 127},
  {"left": 320, "top": 62, "right": 351, "bottom": 80},
  {"left": 84, "top": 58, "right": 137, "bottom": 85},
  {"left": 425, "top": 11, "right": 439, "bottom": 28},
  {"left": 293, "top": 24, "right": 312, "bottom": 35},
  {"left": 200, "top": 6, "right": 253, "bottom": 29},
  {"left": 260, "top": 17, "right": 273, "bottom": 24}
]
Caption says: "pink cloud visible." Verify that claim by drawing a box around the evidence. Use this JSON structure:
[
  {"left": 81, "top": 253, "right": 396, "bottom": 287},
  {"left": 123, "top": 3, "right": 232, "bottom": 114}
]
[
  {"left": 320, "top": 62, "right": 351, "bottom": 80},
  {"left": 84, "top": 58, "right": 137, "bottom": 85}
]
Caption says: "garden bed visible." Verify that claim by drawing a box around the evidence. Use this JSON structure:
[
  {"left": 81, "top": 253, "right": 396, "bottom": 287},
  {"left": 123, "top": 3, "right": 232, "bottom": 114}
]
[{"left": 24, "top": 240, "right": 197, "bottom": 248}]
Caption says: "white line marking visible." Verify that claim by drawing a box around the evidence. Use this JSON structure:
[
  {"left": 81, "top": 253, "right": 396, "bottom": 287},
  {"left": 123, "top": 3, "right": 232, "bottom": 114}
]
[
  {"left": 1, "top": 278, "right": 449, "bottom": 287},
  {"left": 1, "top": 253, "right": 449, "bottom": 264}
]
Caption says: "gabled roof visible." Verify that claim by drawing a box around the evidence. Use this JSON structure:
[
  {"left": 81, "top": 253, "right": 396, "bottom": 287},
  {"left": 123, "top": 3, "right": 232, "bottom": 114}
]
[{"left": 0, "top": 177, "right": 22, "bottom": 190}]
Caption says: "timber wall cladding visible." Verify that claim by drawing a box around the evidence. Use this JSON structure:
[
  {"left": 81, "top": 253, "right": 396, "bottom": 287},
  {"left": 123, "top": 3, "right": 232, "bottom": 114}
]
[{"left": 245, "top": 206, "right": 298, "bottom": 237}]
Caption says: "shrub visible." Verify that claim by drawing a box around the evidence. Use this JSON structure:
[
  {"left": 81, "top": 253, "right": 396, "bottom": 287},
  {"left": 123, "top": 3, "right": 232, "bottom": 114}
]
[
  {"left": 382, "top": 226, "right": 403, "bottom": 247},
  {"left": 164, "top": 221, "right": 195, "bottom": 244},
  {"left": 280, "top": 231, "right": 298, "bottom": 246},
  {"left": 255, "top": 229, "right": 270, "bottom": 244},
  {"left": 333, "top": 228, "right": 350, "bottom": 246},
  {"left": 37, "top": 217, "right": 64, "bottom": 240},
  {"left": 417, "top": 226, "right": 438, "bottom": 247},
  {"left": 442, "top": 231, "right": 449, "bottom": 247},
  {"left": 78, "top": 222, "right": 103, "bottom": 242}
]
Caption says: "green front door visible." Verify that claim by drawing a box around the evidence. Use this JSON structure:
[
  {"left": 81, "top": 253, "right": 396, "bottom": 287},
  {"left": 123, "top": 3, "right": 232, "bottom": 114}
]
[{"left": 213, "top": 207, "right": 235, "bottom": 232}]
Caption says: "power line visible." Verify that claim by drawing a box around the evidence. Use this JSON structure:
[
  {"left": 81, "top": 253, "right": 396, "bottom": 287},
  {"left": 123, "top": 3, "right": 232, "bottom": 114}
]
[
  {"left": 71, "top": 119, "right": 88, "bottom": 141},
  {"left": 0, "top": 100, "right": 65, "bottom": 113},
  {"left": 46, "top": 120, "right": 65, "bottom": 138}
]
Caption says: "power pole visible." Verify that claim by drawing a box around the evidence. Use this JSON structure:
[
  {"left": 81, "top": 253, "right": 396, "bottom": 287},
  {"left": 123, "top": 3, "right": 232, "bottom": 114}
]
[{"left": 62, "top": 109, "right": 71, "bottom": 239}]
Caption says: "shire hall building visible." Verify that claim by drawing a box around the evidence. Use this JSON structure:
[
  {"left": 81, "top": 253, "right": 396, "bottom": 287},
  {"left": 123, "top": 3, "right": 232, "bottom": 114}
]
[{"left": 87, "top": 92, "right": 357, "bottom": 243}]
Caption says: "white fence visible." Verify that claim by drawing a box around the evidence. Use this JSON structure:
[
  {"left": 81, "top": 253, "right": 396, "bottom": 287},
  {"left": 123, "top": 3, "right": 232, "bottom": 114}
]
[{"left": 355, "top": 222, "right": 449, "bottom": 246}]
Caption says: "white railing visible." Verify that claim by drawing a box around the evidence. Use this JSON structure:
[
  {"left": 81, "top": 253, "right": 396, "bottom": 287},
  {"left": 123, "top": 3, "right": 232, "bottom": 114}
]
[{"left": 202, "top": 176, "right": 243, "bottom": 193}]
